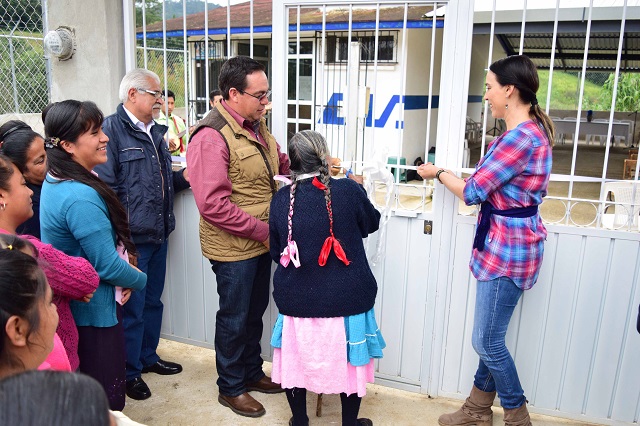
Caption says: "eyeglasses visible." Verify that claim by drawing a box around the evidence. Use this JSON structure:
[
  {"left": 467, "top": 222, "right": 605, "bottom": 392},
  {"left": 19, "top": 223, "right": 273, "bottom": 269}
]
[
  {"left": 137, "top": 88, "right": 164, "bottom": 99},
  {"left": 237, "top": 89, "right": 271, "bottom": 102}
]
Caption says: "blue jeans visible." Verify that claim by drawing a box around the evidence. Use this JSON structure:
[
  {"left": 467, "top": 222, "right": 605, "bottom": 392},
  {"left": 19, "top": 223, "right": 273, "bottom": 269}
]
[
  {"left": 123, "top": 241, "right": 168, "bottom": 381},
  {"left": 472, "top": 277, "right": 526, "bottom": 409},
  {"left": 210, "top": 253, "right": 271, "bottom": 397}
]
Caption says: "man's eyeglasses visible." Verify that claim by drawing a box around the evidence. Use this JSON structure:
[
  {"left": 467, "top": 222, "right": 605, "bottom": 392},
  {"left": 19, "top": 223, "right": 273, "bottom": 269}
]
[
  {"left": 237, "top": 89, "right": 271, "bottom": 102},
  {"left": 137, "top": 88, "right": 164, "bottom": 100}
]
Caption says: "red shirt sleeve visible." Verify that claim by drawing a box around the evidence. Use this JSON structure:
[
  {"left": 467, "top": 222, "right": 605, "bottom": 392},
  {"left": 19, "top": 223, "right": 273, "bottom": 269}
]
[{"left": 186, "top": 127, "right": 269, "bottom": 243}]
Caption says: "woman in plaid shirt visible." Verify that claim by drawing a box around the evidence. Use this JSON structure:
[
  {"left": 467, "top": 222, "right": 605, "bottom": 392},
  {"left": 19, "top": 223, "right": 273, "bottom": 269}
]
[{"left": 419, "top": 55, "right": 553, "bottom": 426}]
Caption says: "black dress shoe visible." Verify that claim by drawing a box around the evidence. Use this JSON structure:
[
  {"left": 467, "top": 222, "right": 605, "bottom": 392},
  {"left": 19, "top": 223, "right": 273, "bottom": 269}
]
[
  {"left": 141, "top": 358, "right": 183, "bottom": 375},
  {"left": 126, "top": 377, "right": 151, "bottom": 400}
]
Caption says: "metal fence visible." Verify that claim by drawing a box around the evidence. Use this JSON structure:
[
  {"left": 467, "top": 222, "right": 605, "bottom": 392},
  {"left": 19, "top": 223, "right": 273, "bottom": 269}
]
[
  {"left": 0, "top": 0, "right": 49, "bottom": 115},
  {"left": 543, "top": 70, "right": 618, "bottom": 111},
  {"left": 136, "top": 46, "right": 193, "bottom": 123}
]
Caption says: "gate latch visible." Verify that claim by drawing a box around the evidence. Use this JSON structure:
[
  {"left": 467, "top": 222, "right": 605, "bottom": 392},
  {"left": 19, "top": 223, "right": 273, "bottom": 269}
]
[{"left": 423, "top": 220, "right": 433, "bottom": 235}]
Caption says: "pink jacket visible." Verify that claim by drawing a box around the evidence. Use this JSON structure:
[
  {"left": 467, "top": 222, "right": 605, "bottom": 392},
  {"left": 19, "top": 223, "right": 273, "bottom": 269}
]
[
  {"left": 0, "top": 229, "right": 100, "bottom": 371},
  {"left": 38, "top": 333, "right": 72, "bottom": 372}
]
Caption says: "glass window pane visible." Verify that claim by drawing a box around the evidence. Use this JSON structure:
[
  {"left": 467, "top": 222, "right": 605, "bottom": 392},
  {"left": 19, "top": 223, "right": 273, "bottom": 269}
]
[
  {"left": 326, "top": 37, "right": 337, "bottom": 63},
  {"left": 299, "top": 41, "right": 313, "bottom": 54},
  {"left": 288, "top": 59, "right": 296, "bottom": 100},
  {"left": 379, "top": 36, "right": 394, "bottom": 61},
  {"left": 254, "top": 45, "right": 269, "bottom": 57},
  {"left": 299, "top": 59, "right": 313, "bottom": 101},
  {"left": 338, "top": 37, "right": 348, "bottom": 61},
  {"left": 299, "top": 105, "right": 311, "bottom": 119},
  {"left": 287, "top": 123, "right": 297, "bottom": 142},
  {"left": 237, "top": 43, "right": 269, "bottom": 58}
]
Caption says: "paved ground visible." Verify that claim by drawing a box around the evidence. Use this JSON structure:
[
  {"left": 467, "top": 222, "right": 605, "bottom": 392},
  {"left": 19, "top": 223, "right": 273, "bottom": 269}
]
[{"left": 122, "top": 339, "right": 599, "bottom": 426}]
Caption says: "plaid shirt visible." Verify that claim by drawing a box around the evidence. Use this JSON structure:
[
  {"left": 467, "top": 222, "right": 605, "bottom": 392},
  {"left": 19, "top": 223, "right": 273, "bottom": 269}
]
[{"left": 463, "top": 120, "right": 552, "bottom": 290}]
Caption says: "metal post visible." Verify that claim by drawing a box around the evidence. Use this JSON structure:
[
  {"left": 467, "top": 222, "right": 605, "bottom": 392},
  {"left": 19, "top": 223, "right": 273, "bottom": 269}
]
[
  {"left": 42, "top": 0, "right": 52, "bottom": 105},
  {"left": 9, "top": 23, "right": 20, "bottom": 113}
]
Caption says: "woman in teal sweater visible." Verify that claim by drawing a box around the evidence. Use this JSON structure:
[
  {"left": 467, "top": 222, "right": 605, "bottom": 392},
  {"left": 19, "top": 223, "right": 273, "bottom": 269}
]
[{"left": 40, "top": 100, "right": 147, "bottom": 411}]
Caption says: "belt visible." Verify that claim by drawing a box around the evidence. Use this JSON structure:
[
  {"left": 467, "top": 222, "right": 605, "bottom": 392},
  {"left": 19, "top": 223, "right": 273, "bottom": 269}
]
[{"left": 473, "top": 202, "right": 538, "bottom": 252}]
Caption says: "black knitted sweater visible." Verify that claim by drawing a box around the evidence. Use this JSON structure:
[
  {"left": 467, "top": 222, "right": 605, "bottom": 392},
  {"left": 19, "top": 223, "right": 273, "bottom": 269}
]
[{"left": 269, "top": 177, "right": 381, "bottom": 318}]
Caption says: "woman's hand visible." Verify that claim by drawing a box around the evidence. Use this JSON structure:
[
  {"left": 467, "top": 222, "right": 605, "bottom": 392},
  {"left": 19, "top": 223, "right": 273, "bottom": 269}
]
[
  {"left": 417, "top": 162, "right": 440, "bottom": 180},
  {"left": 349, "top": 174, "right": 364, "bottom": 185},
  {"left": 128, "top": 253, "right": 138, "bottom": 267},
  {"left": 120, "top": 288, "right": 132, "bottom": 305},
  {"left": 329, "top": 157, "right": 342, "bottom": 176},
  {"left": 168, "top": 137, "right": 180, "bottom": 152},
  {"left": 81, "top": 290, "right": 96, "bottom": 303}
]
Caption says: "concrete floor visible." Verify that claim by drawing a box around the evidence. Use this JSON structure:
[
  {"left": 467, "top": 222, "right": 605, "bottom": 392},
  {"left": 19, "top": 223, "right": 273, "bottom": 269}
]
[{"left": 122, "top": 339, "right": 598, "bottom": 426}]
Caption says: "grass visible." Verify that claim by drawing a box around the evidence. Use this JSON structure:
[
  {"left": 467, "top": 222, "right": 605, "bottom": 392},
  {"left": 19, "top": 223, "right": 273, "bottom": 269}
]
[{"left": 538, "top": 70, "right": 608, "bottom": 111}]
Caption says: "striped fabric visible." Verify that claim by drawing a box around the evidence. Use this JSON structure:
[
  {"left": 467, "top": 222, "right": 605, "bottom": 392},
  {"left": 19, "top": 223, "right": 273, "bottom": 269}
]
[{"left": 463, "top": 120, "right": 553, "bottom": 290}]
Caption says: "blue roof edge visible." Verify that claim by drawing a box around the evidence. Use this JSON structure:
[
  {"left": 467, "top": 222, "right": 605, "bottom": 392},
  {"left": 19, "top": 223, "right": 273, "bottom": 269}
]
[{"left": 137, "top": 19, "right": 443, "bottom": 39}]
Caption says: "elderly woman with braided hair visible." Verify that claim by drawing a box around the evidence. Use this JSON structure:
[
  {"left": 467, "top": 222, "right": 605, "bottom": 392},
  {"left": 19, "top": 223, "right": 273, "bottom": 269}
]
[
  {"left": 269, "top": 130, "right": 385, "bottom": 426},
  {"left": 418, "top": 55, "right": 553, "bottom": 426}
]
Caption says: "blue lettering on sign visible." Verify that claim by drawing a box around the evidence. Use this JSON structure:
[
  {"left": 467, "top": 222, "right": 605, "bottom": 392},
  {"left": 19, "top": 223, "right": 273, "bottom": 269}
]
[{"left": 319, "top": 93, "right": 441, "bottom": 128}]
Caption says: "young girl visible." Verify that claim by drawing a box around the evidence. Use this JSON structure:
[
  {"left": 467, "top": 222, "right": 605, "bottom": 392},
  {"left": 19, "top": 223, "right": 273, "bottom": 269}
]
[
  {"left": 0, "top": 236, "right": 59, "bottom": 379},
  {"left": 269, "top": 130, "right": 385, "bottom": 426},
  {"left": 40, "top": 100, "right": 147, "bottom": 410}
]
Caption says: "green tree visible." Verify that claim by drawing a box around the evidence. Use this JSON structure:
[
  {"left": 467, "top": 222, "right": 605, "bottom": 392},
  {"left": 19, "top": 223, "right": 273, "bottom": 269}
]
[
  {"left": 0, "top": 0, "right": 42, "bottom": 32},
  {"left": 600, "top": 73, "right": 640, "bottom": 112},
  {"left": 136, "top": 1, "right": 220, "bottom": 27},
  {"left": 136, "top": 0, "right": 163, "bottom": 26}
]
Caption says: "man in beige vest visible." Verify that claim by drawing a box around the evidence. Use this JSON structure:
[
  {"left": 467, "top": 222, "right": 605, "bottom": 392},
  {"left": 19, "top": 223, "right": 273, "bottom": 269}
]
[{"left": 187, "top": 56, "right": 289, "bottom": 418}]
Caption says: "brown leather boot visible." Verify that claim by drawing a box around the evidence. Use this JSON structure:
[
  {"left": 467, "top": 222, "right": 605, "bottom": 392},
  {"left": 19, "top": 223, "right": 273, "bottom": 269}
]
[
  {"left": 503, "top": 403, "right": 532, "bottom": 426},
  {"left": 438, "top": 385, "right": 496, "bottom": 426}
]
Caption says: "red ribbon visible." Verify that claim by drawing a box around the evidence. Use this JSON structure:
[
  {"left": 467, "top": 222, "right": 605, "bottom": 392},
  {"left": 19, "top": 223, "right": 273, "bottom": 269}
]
[
  {"left": 312, "top": 176, "right": 350, "bottom": 266},
  {"left": 318, "top": 236, "right": 351, "bottom": 266},
  {"left": 312, "top": 176, "right": 326, "bottom": 190}
]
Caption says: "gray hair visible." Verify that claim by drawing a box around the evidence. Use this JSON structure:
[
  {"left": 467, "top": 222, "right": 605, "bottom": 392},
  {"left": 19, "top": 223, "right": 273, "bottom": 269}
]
[
  {"left": 288, "top": 130, "right": 330, "bottom": 180},
  {"left": 119, "top": 68, "right": 160, "bottom": 103}
]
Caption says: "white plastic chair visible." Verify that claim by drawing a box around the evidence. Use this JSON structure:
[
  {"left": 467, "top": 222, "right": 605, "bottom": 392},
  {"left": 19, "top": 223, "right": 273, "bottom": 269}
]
[
  {"left": 601, "top": 181, "right": 640, "bottom": 230},
  {"left": 586, "top": 118, "right": 609, "bottom": 146},
  {"left": 462, "top": 139, "right": 470, "bottom": 168},
  {"left": 549, "top": 116, "right": 563, "bottom": 145},
  {"left": 616, "top": 119, "right": 634, "bottom": 147},
  {"left": 465, "top": 117, "right": 482, "bottom": 144},
  {"left": 562, "top": 116, "right": 578, "bottom": 144}
]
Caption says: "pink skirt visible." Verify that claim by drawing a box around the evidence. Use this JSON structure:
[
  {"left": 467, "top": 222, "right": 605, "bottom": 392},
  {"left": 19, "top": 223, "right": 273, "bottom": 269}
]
[{"left": 271, "top": 316, "right": 375, "bottom": 397}]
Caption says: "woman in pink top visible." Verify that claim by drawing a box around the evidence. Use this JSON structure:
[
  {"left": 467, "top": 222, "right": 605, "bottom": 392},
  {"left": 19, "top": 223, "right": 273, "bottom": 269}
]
[
  {"left": 0, "top": 235, "right": 59, "bottom": 379},
  {"left": 0, "top": 154, "right": 99, "bottom": 370}
]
